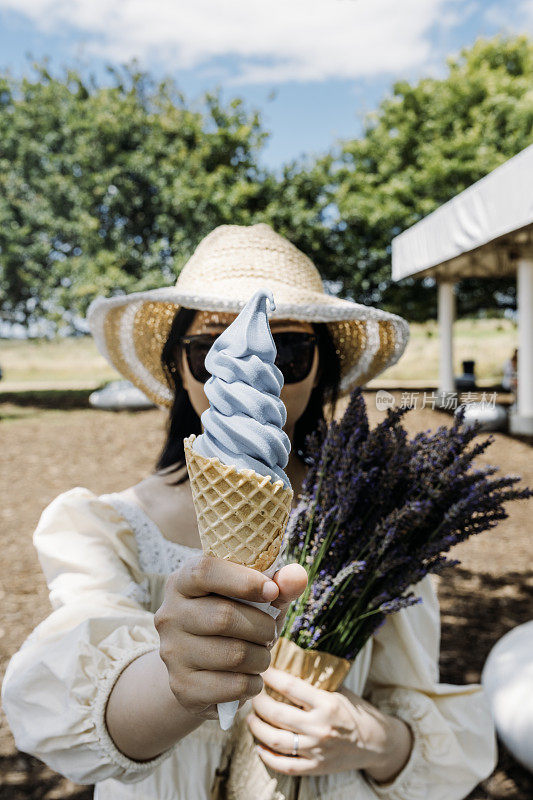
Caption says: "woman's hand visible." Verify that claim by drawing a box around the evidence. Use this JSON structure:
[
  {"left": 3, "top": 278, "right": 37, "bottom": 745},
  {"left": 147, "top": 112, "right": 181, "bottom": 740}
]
[
  {"left": 154, "top": 554, "right": 307, "bottom": 722},
  {"left": 247, "top": 667, "right": 413, "bottom": 783}
]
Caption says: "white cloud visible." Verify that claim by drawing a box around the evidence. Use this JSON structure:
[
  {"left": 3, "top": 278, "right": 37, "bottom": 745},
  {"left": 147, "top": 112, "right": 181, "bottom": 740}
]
[{"left": 0, "top": 0, "right": 457, "bottom": 85}]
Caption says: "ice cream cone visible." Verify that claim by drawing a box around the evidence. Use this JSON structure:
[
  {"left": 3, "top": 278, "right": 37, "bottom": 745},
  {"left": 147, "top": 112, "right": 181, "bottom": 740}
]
[
  {"left": 181, "top": 289, "right": 294, "bottom": 732},
  {"left": 183, "top": 433, "right": 293, "bottom": 572}
]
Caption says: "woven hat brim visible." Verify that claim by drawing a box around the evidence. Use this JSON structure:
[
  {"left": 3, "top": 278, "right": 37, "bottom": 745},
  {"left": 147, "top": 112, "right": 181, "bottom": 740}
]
[{"left": 87, "top": 286, "right": 409, "bottom": 408}]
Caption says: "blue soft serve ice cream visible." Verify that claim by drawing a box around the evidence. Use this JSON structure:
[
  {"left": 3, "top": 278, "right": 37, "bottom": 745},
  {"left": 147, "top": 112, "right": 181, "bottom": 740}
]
[{"left": 191, "top": 288, "right": 291, "bottom": 489}]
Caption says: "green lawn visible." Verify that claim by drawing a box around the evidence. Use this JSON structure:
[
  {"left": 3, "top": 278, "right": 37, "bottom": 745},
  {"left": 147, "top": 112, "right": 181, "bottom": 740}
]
[
  {"left": 0, "top": 336, "right": 118, "bottom": 385},
  {"left": 378, "top": 317, "right": 516, "bottom": 384},
  {"left": 0, "top": 317, "right": 517, "bottom": 387}
]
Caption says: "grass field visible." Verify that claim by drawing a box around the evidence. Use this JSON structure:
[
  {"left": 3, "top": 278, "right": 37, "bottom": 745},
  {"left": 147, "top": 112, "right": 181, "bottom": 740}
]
[
  {"left": 381, "top": 317, "right": 517, "bottom": 384},
  {"left": 0, "top": 336, "right": 116, "bottom": 385},
  {"left": 0, "top": 317, "right": 518, "bottom": 387}
]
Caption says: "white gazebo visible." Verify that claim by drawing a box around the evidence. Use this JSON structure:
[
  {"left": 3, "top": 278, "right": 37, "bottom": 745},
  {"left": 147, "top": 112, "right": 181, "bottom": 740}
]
[{"left": 391, "top": 143, "right": 533, "bottom": 435}]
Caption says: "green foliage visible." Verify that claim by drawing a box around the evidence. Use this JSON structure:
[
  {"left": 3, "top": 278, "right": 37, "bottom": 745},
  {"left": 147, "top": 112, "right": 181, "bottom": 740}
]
[{"left": 317, "top": 34, "right": 533, "bottom": 320}]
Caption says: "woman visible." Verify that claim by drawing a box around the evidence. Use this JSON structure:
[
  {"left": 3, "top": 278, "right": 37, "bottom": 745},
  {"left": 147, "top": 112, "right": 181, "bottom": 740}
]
[{"left": 2, "top": 223, "right": 496, "bottom": 799}]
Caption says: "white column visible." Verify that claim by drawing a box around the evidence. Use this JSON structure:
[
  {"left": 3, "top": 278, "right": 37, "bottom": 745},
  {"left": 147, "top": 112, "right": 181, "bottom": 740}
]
[
  {"left": 438, "top": 281, "right": 456, "bottom": 395},
  {"left": 511, "top": 257, "right": 533, "bottom": 434}
]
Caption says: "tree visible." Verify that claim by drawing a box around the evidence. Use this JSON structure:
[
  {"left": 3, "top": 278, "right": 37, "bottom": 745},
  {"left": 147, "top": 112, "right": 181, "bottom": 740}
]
[
  {"left": 0, "top": 60, "right": 275, "bottom": 331},
  {"left": 317, "top": 34, "right": 533, "bottom": 320}
]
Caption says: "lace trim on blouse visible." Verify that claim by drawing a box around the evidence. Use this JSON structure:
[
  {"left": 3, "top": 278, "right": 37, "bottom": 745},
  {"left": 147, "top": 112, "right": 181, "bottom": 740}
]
[{"left": 99, "top": 492, "right": 202, "bottom": 575}]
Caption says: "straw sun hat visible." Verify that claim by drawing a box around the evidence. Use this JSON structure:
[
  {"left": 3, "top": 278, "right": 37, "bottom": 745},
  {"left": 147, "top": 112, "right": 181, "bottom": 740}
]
[{"left": 87, "top": 222, "right": 409, "bottom": 408}]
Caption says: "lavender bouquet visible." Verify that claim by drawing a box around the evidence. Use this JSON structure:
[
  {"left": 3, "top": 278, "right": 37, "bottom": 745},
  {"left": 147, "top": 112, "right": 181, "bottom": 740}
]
[
  {"left": 216, "top": 388, "right": 531, "bottom": 800},
  {"left": 278, "top": 388, "right": 531, "bottom": 662}
]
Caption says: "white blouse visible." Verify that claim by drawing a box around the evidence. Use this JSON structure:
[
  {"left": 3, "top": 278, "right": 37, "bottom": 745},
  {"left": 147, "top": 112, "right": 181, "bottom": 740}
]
[{"left": 1, "top": 487, "right": 497, "bottom": 800}]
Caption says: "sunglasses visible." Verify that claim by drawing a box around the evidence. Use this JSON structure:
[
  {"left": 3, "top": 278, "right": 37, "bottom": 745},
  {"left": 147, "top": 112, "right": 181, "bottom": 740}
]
[{"left": 179, "top": 331, "right": 317, "bottom": 385}]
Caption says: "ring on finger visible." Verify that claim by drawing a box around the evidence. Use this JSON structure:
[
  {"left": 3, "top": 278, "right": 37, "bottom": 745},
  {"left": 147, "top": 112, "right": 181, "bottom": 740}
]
[{"left": 292, "top": 732, "right": 299, "bottom": 756}]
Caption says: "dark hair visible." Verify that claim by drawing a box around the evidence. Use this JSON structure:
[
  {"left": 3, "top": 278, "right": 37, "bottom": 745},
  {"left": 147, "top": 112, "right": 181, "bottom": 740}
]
[{"left": 154, "top": 307, "right": 342, "bottom": 484}]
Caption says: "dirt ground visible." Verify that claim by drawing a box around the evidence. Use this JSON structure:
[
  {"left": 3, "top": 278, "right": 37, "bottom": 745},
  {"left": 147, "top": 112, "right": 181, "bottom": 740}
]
[{"left": 0, "top": 392, "right": 532, "bottom": 799}]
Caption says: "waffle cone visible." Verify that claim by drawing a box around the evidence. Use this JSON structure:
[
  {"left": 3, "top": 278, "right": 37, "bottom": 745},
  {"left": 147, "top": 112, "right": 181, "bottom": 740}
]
[{"left": 183, "top": 433, "right": 293, "bottom": 572}]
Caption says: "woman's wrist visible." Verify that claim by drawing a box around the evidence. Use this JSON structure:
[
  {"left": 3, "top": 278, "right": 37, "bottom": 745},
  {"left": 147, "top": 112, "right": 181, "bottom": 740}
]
[
  {"left": 106, "top": 649, "right": 203, "bottom": 761},
  {"left": 363, "top": 713, "right": 414, "bottom": 785}
]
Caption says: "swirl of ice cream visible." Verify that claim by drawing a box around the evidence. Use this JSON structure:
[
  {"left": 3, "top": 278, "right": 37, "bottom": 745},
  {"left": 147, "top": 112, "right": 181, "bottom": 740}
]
[{"left": 191, "top": 288, "right": 292, "bottom": 489}]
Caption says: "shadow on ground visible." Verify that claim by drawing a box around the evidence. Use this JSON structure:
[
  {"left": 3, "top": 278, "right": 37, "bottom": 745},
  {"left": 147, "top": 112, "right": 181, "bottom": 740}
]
[
  {"left": 0, "top": 389, "right": 93, "bottom": 413},
  {"left": 0, "top": 752, "right": 92, "bottom": 799}
]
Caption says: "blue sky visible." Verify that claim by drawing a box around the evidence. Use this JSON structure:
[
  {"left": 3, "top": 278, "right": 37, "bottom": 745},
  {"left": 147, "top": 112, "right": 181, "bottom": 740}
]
[{"left": 0, "top": 0, "right": 532, "bottom": 173}]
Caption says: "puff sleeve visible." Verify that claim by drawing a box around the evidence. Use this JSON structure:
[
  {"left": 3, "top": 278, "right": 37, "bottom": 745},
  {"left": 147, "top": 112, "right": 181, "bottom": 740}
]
[
  {"left": 361, "top": 574, "right": 498, "bottom": 800},
  {"left": 1, "top": 487, "right": 176, "bottom": 785}
]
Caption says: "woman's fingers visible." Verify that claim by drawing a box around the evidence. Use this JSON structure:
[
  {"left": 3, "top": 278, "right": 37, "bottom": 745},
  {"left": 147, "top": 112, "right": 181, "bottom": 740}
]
[
  {"left": 175, "top": 553, "right": 279, "bottom": 604},
  {"left": 181, "top": 630, "right": 271, "bottom": 674},
  {"left": 247, "top": 712, "right": 314, "bottom": 756},
  {"left": 255, "top": 744, "right": 319, "bottom": 776},
  {"left": 157, "top": 554, "right": 290, "bottom": 718},
  {"left": 177, "top": 669, "right": 264, "bottom": 709},
  {"left": 251, "top": 687, "right": 311, "bottom": 732},
  {"left": 269, "top": 563, "right": 308, "bottom": 620},
  {"left": 178, "top": 595, "right": 277, "bottom": 646},
  {"left": 261, "top": 666, "right": 324, "bottom": 710}
]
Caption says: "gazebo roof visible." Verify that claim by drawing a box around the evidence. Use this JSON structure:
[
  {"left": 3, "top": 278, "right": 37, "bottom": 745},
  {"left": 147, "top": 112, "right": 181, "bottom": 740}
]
[{"left": 392, "top": 144, "right": 533, "bottom": 282}]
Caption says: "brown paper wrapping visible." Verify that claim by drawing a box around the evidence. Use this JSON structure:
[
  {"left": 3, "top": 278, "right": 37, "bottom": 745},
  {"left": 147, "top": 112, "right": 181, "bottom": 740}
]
[
  {"left": 210, "top": 637, "right": 352, "bottom": 800},
  {"left": 266, "top": 636, "right": 352, "bottom": 701}
]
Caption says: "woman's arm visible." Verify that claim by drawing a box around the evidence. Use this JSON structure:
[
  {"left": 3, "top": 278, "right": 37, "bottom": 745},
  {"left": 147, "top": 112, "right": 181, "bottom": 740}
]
[
  {"left": 360, "top": 707, "right": 414, "bottom": 784},
  {"left": 105, "top": 650, "right": 203, "bottom": 761},
  {"left": 1, "top": 488, "right": 190, "bottom": 785},
  {"left": 107, "top": 558, "right": 309, "bottom": 761}
]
